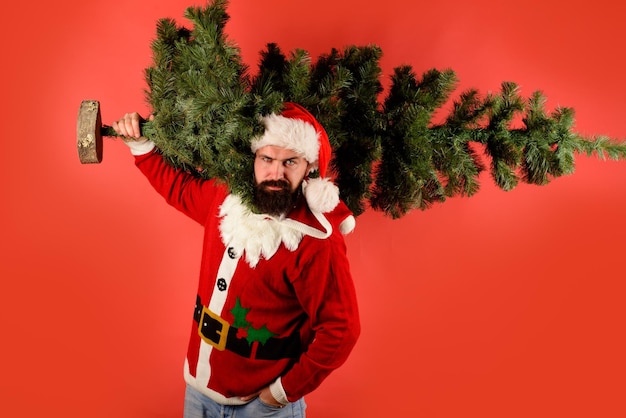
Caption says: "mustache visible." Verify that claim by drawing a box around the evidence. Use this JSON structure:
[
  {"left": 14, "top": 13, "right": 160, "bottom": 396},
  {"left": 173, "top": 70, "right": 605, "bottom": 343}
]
[{"left": 259, "top": 180, "right": 290, "bottom": 191}]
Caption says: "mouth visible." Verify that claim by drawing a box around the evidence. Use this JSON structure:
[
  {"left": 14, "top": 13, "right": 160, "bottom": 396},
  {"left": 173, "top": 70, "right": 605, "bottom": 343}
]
[{"left": 265, "top": 187, "right": 283, "bottom": 192}]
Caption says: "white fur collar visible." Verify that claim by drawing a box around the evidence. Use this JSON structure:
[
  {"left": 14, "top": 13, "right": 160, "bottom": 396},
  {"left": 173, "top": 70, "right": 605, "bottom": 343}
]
[{"left": 218, "top": 194, "right": 332, "bottom": 268}]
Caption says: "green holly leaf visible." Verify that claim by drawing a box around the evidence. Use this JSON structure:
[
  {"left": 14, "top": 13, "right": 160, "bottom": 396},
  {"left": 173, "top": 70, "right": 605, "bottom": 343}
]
[
  {"left": 246, "top": 325, "right": 276, "bottom": 345},
  {"left": 230, "top": 298, "right": 250, "bottom": 329}
]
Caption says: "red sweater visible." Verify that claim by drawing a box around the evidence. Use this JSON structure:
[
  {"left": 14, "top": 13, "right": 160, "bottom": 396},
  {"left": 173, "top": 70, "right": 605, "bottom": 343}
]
[{"left": 135, "top": 150, "right": 360, "bottom": 404}]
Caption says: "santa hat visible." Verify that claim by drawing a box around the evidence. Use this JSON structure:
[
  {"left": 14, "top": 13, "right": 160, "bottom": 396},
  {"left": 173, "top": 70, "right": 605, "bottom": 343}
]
[{"left": 251, "top": 102, "right": 340, "bottom": 213}]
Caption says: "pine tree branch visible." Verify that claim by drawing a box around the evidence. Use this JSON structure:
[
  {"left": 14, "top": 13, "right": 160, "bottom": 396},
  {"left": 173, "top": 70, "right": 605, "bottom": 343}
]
[{"left": 137, "top": 0, "right": 626, "bottom": 218}]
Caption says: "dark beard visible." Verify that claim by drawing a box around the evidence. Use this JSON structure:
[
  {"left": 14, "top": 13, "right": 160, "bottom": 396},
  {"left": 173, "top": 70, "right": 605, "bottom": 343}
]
[{"left": 253, "top": 180, "right": 301, "bottom": 217}]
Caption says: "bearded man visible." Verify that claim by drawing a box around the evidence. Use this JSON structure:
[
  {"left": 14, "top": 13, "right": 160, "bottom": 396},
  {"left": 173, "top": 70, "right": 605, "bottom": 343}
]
[{"left": 112, "top": 102, "right": 360, "bottom": 418}]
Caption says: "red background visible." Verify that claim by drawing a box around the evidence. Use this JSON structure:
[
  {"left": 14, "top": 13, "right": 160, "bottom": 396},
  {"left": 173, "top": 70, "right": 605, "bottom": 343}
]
[{"left": 2, "top": 0, "right": 625, "bottom": 417}]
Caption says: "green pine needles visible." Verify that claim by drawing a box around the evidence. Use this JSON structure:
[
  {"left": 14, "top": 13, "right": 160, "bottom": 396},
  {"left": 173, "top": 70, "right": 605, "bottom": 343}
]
[{"left": 140, "top": 0, "right": 626, "bottom": 218}]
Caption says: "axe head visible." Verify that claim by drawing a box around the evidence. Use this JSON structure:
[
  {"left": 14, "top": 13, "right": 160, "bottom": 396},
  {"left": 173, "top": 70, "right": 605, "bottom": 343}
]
[{"left": 77, "top": 100, "right": 103, "bottom": 164}]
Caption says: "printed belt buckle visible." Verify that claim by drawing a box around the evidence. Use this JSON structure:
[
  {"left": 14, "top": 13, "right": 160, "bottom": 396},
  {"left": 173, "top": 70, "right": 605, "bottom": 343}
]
[{"left": 199, "top": 306, "right": 230, "bottom": 351}]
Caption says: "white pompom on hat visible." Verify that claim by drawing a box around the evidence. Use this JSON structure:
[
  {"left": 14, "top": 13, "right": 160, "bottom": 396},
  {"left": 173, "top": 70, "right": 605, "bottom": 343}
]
[{"left": 251, "top": 102, "right": 340, "bottom": 213}]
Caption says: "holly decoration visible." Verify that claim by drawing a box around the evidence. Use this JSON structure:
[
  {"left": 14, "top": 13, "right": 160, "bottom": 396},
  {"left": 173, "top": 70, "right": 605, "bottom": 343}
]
[
  {"left": 140, "top": 0, "right": 626, "bottom": 218},
  {"left": 230, "top": 298, "right": 276, "bottom": 346}
]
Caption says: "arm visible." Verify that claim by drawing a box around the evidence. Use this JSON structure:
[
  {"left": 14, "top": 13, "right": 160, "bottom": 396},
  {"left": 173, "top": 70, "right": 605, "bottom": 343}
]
[
  {"left": 112, "top": 113, "right": 223, "bottom": 224},
  {"left": 239, "top": 235, "right": 360, "bottom": 406},
  {"left": 280, "top": 235, "right": 361, "bottom": 403}
]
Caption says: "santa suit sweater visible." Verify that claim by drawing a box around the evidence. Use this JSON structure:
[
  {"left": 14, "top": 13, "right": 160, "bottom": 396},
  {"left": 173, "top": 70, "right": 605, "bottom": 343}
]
[{"left": 134, "top": 149, "right": 360, "bottom": 405}]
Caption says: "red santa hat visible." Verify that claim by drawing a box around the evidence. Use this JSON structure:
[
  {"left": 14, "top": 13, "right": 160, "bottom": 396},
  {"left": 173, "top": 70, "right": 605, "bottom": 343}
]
[{"left": 251, "top": 102, "right": 340, "bottom": 213}]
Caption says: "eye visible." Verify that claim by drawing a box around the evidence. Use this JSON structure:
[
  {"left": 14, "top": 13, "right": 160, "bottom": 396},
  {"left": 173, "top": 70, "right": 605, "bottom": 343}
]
[{"left": 284, "top": 159, "right": 297, "bottom": 167}]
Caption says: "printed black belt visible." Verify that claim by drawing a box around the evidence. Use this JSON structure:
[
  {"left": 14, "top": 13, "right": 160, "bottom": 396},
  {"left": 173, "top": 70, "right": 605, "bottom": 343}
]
[{"left": 193, "top": 295, "right": 301, "bottom": 360}]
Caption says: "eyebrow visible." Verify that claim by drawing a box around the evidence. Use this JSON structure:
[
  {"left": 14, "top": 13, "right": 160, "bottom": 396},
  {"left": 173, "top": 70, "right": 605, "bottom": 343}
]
[{"left": 257, "top": 153, "right": 302, "bottom": 162}]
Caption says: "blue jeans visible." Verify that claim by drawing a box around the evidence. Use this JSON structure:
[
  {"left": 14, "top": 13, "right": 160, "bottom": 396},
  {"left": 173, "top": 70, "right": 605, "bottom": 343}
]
[{"left": 183, "top": 385, "right": 306, "bottom": 418}]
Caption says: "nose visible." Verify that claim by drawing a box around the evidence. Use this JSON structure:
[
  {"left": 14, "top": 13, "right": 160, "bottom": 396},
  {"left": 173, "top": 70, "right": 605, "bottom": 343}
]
[{"left": 268, "top": 161, "right": 285, "bottom": 180}]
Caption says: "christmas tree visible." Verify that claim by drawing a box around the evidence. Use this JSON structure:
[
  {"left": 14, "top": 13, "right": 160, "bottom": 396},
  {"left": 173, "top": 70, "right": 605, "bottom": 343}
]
[{"left": 139, "top": 0, "right": 626, "bottom": 218}]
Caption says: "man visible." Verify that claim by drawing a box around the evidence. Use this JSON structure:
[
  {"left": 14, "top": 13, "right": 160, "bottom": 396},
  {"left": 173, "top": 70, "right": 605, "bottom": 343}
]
[{"left": 112, "top": 102, "right": 360, "bottom": 418}]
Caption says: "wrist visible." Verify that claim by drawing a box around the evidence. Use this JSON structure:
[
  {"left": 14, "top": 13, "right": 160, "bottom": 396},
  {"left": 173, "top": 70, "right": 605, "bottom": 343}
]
[
  {"left": 269, "top": 377, "right": 289, "bottom": 406},
  {"left": 125, "top": 138, "right": 155, "bottom": 156}
]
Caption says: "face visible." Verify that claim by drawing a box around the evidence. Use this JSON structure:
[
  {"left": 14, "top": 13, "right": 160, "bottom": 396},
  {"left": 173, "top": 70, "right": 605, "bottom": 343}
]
[{"left": 253, "top": 145, "right": 311, "bottom": 216}]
